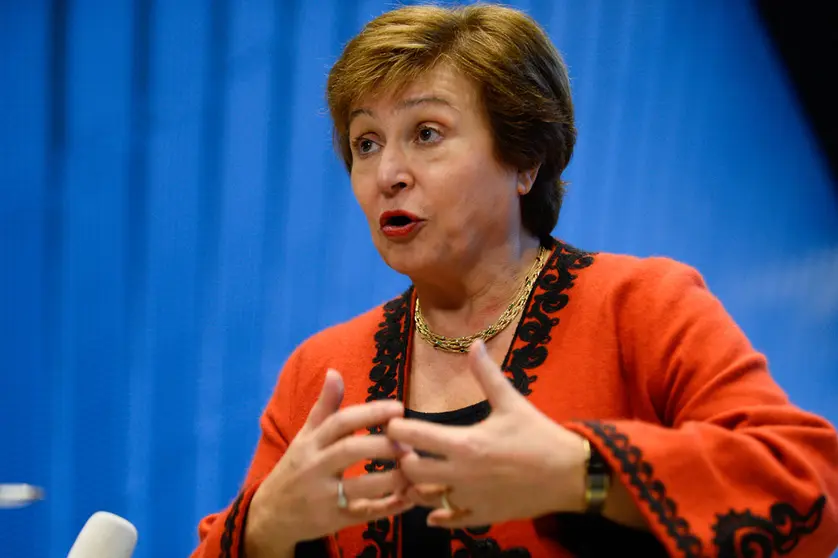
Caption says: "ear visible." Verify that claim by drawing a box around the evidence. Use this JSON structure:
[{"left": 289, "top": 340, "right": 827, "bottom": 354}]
[{"left": 517, "top": 164, "right": 541, "bottom": 195}]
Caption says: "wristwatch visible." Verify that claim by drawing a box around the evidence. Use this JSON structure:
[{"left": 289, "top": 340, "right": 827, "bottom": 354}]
[{"left": 582, "top": 437, "right": 611, "bottom": 514}]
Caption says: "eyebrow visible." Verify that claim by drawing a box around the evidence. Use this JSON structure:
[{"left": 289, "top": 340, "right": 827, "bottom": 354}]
[{"left": 348, "top": 96, "right": 457, "bottom": 125}]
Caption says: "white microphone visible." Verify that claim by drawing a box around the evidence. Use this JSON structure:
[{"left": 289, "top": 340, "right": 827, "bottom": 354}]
[
  {"left": 0, "top": 484, "right": 44, "bottom": 508},
  {"left": 67, "top": 511, "right": 138, "bottom": 558}
]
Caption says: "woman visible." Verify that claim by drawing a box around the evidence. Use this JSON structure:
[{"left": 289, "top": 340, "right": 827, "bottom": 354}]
[{"left": 192, "top": 4, "right": 838, "bottom": 558}]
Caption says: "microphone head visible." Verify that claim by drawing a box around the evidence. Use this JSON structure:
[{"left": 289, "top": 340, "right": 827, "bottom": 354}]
[{"left": 67, "top": 511, "right": 138, "bottom": 558}]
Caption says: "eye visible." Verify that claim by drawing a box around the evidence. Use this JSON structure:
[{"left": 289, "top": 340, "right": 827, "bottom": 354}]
[
  {"left": 359, "top": 139, "right": 375, "bottom": 153},
  {"left": 351, "top": 136, "right": 381, "bottom": 157},
  {"left": 416, "top": 126, "right": 442, "bottom": 144}
]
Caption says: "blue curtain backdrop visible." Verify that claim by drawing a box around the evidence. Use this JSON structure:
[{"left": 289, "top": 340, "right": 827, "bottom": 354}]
[{"left": 1, "top": 1, "right": 837, "bottom": 556}]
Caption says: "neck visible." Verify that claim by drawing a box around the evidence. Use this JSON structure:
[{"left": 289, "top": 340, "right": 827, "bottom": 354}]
[{"left": 412, "top": 233, "right": 544, "bottom": 338}]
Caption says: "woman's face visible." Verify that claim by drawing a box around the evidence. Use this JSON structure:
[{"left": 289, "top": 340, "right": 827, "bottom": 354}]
[{"left": 348, "top": 64, "right": 529, "bottom": 280}]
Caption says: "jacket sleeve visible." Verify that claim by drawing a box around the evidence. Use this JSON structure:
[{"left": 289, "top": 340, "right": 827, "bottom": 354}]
[
  {"left": 565, "top": 258, "right": 838, "bottom": 558},
  {"left": 189, "top": 347, "right": 339, "bottom": 558}
]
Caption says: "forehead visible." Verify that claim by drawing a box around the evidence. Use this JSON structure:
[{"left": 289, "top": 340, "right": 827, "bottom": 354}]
[{"left": 350, "top": 63, "right": 481, "bottom": 117}]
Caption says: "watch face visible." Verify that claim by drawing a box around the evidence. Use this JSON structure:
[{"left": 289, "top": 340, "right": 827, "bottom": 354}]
[{"left": 584, "top": 444, "right": 610, "bottom": 513}]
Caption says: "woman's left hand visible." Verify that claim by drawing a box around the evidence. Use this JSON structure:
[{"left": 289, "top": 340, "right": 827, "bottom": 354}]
[{"left": 386, "top": 339, "right": 588, "bottom": 528}]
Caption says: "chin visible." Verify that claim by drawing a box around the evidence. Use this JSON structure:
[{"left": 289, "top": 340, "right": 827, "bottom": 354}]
[{"left": 374, "top": 238, "right": 432, "bottom": 278}]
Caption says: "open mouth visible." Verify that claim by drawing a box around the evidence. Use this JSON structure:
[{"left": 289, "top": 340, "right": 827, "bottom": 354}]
[
  {"left": 379, "top": 211, "right": 421, "bottom": 228},
  {"left": 385, "top": 215, "right": 414, "bottom": 227},
  {"left": 379, "top": 211, "right": 424, "bottom": 238}
]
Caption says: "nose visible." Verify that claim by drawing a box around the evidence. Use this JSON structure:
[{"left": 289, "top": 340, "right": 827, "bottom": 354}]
[{"left": 376, "top": 144, "right": 413, "bottom": 196}]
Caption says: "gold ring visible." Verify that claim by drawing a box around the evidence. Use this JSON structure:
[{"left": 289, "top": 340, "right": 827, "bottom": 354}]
[
  {"left": 440, "top": 489, "right": 453, "bottom": 511},
  {"left": 440, "top": 488, "right": 471, "bottom": 517}
]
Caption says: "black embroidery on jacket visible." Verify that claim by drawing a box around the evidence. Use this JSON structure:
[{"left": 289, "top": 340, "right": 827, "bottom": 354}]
[
  {"left": 581, "top": 421, "right": 704, "bottom": 558},
  {"left": 366, "top": 288, "right": 412, "bottom": 406},
  {"left": 219, "top": 490, "right": 244, "bottom": 558},
  {"left": 358, "top": 288, "right": 413, "bottom": 557},
  {"left": 712, "top": 496, "right": 826, "bottom": 557},
  {"left": 451, "top": 526, "right": 531, "bottom": 557},
  {"left": 503, "top": 242, "right": 595, "bottom": 395}
]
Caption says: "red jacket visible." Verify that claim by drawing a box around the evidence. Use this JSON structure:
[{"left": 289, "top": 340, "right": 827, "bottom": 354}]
[{"left": 192, "top": 241, "right": 838, "bottom": 557}]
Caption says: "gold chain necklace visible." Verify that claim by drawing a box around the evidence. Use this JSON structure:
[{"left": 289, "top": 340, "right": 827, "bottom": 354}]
[{"left": 414, "top": 246, "right": 549, "bottom": 353}]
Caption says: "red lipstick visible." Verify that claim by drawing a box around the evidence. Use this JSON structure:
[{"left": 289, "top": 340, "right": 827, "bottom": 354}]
[{"left": 379, "top": 210, "right": 425, "bottom": 239}]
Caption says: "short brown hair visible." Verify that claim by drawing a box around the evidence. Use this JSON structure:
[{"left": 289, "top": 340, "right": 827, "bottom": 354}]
[{"left": 326, "top": 4, "right": 576, "bottom": 240}]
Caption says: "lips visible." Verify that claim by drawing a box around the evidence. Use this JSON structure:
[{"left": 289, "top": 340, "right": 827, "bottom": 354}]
[
  {"left": 379, "top": 210, "right": 425, "bottom": 239},
  {"left": 379, "top": 210, "right": 421, "bottom": 228}
]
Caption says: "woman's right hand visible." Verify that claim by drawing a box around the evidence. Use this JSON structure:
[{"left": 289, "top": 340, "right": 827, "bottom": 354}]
[{"left": 244, "top": 369, "right": 413, "bottom": 557}]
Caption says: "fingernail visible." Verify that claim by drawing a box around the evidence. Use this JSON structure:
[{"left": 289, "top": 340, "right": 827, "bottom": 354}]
[{"left": 326, "top": 368, "right": 344, "bottom": 386}]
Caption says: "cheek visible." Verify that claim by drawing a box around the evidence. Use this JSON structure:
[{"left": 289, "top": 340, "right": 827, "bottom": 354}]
[
  {"left": 431, "top": 156, "right": 515, "bottom": 215},
  {"left": 350, "top": 171, "right": 376, "bottom": 220}
]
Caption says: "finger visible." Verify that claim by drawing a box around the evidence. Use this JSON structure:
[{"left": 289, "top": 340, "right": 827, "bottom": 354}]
[
  {"left": 320, "top": 433, "right": 402, "bottom": 473},
  {"left": 304, "top": 369, "right": 345, "bottom": 431},
  {"left": 404, "top": 483, "right": 448, "bottom": 508},
  {"left": 342, "top": 470, "right": 410, "bottom": 501},
  {"left": 468, "top": 340, "right": 519, "bottom": 409},
  {"left": 398, "top": 451, "right": 458, "bottom": 485},
  {"left": 427, "top": 507, "right": 474, "bottom": 529},
  {"left": 315, "top": 400, "right": 404, "bottom": 448},
  {"left": 342, "top": 492, "right": 415, "bottom": 521},
  {"left": 386, "top": 418, "right": 466, "bottom": 458}
]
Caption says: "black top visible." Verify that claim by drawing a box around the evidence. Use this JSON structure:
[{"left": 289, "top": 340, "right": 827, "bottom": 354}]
[{"left": 401, "top": 401, "right": 492, "bottom": 558}]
